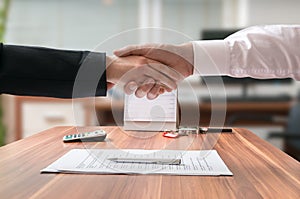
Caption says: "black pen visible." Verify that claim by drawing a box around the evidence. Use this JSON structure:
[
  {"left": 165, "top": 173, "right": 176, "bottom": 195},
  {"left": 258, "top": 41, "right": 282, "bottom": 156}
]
[{"left": 199, "top": 127, "right": 232, "bottom": 133}]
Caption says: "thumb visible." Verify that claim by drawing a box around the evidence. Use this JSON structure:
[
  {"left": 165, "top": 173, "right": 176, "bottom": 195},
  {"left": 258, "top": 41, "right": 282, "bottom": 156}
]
[
  {"left": 114, "top": 45, "right": 138, "bottom": 57},
  {"left": 114, "top": 44, "right": 150, "bottom": 57}
]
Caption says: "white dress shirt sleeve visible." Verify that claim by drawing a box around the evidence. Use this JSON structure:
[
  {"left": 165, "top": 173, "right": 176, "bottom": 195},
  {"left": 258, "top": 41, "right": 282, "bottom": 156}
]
[{"left": 192, "top": 25, "right": 300, "bottom": 80}]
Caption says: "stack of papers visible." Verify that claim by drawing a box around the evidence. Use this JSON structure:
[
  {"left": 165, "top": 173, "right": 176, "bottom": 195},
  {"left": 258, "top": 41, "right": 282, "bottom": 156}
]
[{"left": 41, "top": 149, "right": 232, "bottom": 176}]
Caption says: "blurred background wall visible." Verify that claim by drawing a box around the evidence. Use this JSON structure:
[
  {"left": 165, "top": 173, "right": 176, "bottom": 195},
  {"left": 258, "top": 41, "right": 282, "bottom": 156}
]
[{"left": 1, "top": 0, "right": 300, "bottom": 158}]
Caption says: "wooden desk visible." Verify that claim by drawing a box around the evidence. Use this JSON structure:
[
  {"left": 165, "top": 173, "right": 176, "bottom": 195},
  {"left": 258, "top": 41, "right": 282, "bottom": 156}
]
[{"left": 0, "top": 126, "right": 299, "bottom": 198}]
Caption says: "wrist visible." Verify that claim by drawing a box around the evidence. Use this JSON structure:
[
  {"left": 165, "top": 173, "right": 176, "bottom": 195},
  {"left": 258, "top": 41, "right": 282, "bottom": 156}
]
[
  {"left": 106, "top": 55, "right": 117, "bottom": 83},
  {"left": 179, "top": 42, "right": 194, "bottom": 76}
]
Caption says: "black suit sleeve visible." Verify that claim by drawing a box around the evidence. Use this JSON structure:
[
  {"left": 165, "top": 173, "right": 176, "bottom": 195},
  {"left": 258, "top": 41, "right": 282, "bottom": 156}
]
[{"left": 0, "top": 43, "right": 107, "bottom": 98}]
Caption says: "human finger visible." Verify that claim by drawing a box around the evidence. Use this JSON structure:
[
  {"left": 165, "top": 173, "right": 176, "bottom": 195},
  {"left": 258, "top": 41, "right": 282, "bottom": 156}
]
[
  {"left": 142, "top": 63, "right": 178, "bottom": 90},
  {"left": 146, "top": 83, "right": 161, "bottom": 100},
  {"left": 135, "top": 78, "right": 156, "bottom": 98},
  {"left": 147, "top": 62, "right": 183, "bottom": 83},
  {"left": 121, "top": 66, "right": 168, "bottom": 95},
  {"left": 159, "top": 87, "right": 165, "bottom": 94},
  {"left": 124, "top": 81, "right": 138, "bottom": 95}
]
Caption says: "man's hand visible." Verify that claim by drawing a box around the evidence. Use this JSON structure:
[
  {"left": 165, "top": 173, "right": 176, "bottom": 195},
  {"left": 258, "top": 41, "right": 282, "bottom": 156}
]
[
  {"left": 106, "top": 55, "right": 181, "bottom": 99},
  {"left": 114, "top": 43, "right": 194, "bottom": 98},
  {"left": 114, "top": 42, "right": 194, "bottom": 78}
]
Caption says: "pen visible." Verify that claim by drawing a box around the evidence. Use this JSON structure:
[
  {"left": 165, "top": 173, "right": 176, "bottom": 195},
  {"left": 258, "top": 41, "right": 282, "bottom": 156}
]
[
  {"left": 107, "top": 158, "right": 181, "bottom": 165},
  {"left": 199, "top": 127, "right": 232, "bottom": 133}
]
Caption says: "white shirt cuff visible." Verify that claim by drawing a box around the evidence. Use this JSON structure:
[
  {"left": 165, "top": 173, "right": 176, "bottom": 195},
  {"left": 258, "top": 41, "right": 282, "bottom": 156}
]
[{"left": 192, "top": 40, "right": 230, "bottom": 76}]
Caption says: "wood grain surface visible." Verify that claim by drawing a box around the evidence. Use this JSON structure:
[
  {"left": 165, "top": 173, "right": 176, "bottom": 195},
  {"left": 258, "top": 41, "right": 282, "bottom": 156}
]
[{"left": 0, "top": 126, "right": 299, "bottom": 199}]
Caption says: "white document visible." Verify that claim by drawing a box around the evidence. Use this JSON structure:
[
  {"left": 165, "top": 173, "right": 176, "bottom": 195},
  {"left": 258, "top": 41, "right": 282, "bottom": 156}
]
[
  {"left": 41, "top": 149, "right": 233, "bottom": 176},
  {"left": 124, "top": 91, "right": 177, "bottom": 131}
]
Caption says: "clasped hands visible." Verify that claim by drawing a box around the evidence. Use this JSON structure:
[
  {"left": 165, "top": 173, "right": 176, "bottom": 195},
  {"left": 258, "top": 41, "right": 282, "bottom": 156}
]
[{"left": 106, "top": 42, "right": 194, "bottom": 99}]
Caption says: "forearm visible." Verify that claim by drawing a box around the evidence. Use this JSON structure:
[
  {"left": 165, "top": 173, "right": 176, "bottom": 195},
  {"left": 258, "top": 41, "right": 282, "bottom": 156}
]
[
  {"left": 192, "top": 25, "right": 300, "bottom": 80},
  {"left": 0, "top": 43, "right": 107, "bottom": 98}
]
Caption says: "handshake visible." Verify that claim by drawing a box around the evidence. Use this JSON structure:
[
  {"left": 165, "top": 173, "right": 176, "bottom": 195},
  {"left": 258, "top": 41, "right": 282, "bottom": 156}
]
[{"left": 106, "top": 42, "right": 194, "bottom": 100}]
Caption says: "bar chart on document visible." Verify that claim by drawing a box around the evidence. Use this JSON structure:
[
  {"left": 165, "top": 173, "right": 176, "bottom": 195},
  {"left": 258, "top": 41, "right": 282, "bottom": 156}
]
[{"left": 124, "top": 90, "right": 177, "bottom": 131}]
